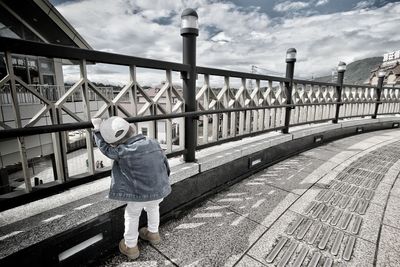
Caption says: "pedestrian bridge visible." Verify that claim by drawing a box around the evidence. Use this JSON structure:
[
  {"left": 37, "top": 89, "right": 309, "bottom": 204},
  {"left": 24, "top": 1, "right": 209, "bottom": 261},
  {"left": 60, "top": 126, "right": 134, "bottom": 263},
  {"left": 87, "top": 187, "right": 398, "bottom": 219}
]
[{"left": 1, "top": 35, "right": 400, "bottom": 266}]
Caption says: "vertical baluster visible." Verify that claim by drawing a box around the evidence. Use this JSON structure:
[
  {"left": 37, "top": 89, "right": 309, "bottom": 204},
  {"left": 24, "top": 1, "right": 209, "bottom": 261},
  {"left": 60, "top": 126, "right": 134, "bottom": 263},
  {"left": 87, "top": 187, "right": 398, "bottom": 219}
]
[
  {"left": 290, "top": 83, "right": 297, "bottom": 124},
  {"left": 256, "top": 80, "right": 264, "bottom": 131},
  {"left": 274, "top": 83, "right": 282, "bottom": 127},
  {"left": 222, "top": 76, "right": 229, "bottom": 138},
  {"left": 80, "top": 59, "right": 95, "bottom": 175},
  {"left": 212, "top": 111, "right": 218, "bottom": 142},
  {"left": 129, "top": 65, "right": 138, "bottom": 130},
  {"left": 238, "top": 78, "right": 245, "bottom": 135},
  {"left": 245, "top": 79, "right": 252, "bottom": 133},
  {"left": 5, "top": 51, "right": 31, "bottom": 192},
  {"left": 230, "top": 89, "right": 237, "bottom": 138},
  {"left": 50, "top": 106, "right": 67, "bottom": 183},
  {"left": 165, "top": 70, "right": 173, "bottom": 153},
  {"left": 202, "top": 74, "right": 210, "bottom": 144},
  {"left": 264, "top": 81, "right": 272, "bottom": 128}
]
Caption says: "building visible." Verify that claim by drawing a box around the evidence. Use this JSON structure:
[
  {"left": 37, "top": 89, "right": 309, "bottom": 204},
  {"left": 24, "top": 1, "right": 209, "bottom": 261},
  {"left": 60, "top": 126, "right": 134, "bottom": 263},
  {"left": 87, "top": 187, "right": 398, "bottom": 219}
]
[
  {"left": 368, "top": 50, "right": 400, "bottom": 86},
  {"left": 0, "top": 0, "right": 98, "bottom": 175}
]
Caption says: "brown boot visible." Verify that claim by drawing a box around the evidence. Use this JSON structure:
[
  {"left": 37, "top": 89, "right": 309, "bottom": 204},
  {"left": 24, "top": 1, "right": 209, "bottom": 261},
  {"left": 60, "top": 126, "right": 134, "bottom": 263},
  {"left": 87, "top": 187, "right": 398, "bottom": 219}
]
[
  {"left": 139, "top": 227, "right": 161, "bottom": 245},
  {"left": 119, "top": 239, "right": 139, "bottom": 259}
]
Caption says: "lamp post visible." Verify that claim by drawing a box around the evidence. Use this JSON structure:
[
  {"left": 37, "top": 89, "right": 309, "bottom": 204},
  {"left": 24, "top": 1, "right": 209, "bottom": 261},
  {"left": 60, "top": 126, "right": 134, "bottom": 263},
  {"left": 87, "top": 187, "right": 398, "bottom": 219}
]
[
  {"left": 181, "top": 8, "right": 198, "bottom": 162},
  {"left": 372, "top": 70, "right": 386, "bottom": 119},
  {"left": 282, "top": 48, "right": 296, "bottom": 134},
  {"left": 333, "top": 61, "right": 346, "bottom": 123}
]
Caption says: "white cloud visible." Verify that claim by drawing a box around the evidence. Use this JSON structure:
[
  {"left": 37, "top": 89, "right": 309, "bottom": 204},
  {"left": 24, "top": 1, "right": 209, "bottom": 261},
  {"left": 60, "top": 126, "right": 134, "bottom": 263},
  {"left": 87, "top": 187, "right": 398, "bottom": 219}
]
[
  {"left": 273, "top": 1, "right": 310, "bottom": 12},
  {"left": 315, "top": 0, "right": 330, "bottom": 6},
  {"left": 210, "top": 32, "right": 232, "bottom": 43},
  {"left": 354, "top": 0, "right": 376, "bottom": 9},
  {"left": 55, "top": 1, "right": 400, "bottom": 86}
]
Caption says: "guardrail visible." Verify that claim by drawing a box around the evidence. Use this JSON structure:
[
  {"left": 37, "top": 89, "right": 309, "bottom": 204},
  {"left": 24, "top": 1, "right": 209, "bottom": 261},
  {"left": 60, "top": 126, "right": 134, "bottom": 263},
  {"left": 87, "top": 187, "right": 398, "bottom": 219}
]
[
  {"left": 0, "top": 33, "right": 399, "bottom": 201},
  {"left": 0, "top": 84, "right": 114, "bottom": 104}
]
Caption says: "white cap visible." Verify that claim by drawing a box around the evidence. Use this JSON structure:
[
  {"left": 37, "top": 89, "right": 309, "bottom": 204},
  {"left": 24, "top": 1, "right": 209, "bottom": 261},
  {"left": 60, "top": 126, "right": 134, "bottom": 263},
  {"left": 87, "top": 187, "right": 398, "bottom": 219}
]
[{"left": 100, "top": 116, "right": 130, "bottom": 144}]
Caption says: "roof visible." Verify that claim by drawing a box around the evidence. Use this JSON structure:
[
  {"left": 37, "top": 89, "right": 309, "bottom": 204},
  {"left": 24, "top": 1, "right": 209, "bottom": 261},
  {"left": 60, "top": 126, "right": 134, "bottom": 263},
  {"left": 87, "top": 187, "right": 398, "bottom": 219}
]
[
  {"left": 0, "top": 0, "right": 91, "bottom": 49},
  {"left": 368, "top": 62, "right": 400, "bottom": 85}
]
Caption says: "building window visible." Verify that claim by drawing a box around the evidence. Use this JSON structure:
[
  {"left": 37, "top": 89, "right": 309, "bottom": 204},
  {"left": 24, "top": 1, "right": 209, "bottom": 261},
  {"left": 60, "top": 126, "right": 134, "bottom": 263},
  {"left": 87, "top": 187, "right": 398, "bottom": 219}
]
[{"left": 141, "top": 127, "right": 148, "bottom": 136}]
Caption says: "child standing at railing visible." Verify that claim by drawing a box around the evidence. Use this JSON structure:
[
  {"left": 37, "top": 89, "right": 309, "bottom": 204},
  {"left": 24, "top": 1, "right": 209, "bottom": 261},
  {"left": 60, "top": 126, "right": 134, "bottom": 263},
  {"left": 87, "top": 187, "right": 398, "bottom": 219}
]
[{"left": 91, "top": 116, "right": 171, "bottom": 260}]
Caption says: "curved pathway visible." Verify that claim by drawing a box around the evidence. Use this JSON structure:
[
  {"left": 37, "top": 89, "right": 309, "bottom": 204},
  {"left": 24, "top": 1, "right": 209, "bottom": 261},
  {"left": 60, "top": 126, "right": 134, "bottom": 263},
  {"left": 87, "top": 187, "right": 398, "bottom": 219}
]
[{"left": 97, "top": 129, "right": 400, "bottom": 267}]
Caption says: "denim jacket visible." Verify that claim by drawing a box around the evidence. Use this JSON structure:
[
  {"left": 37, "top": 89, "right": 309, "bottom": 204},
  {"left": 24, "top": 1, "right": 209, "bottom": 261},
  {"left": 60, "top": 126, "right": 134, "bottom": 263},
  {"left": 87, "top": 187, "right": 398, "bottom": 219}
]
[{"left": 93, "top": 132, "right": 171, "bottom": 202}]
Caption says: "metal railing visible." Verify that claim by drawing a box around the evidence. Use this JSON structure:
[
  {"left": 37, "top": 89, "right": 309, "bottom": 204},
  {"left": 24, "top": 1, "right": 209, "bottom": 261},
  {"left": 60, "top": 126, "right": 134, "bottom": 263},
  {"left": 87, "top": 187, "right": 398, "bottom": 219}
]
[
  {"left": 0, "top": 84, "right": 114, "bottom": 104},
  {"left": 0, "top": 34, "right": 399, "bottom": 198}
]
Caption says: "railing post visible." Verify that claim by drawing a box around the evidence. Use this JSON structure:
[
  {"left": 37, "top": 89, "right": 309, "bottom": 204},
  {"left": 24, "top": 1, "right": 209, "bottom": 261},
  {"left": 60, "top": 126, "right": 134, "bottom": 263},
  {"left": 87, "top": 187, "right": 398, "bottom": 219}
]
[
  {"left": 181, "top": 8, "right": 198, "bottom": 162},
  {"left": 372, "top": 70, "right": 385, "bottom": 119},
  {"left": 332, "top": 61, "right": 346, "bottom": 123},
  {"left": 282, "top": 48, "right": 296, "bottom": 134},
  {"left": 4, "top": 51, "right": 32, "bottom": 192}
]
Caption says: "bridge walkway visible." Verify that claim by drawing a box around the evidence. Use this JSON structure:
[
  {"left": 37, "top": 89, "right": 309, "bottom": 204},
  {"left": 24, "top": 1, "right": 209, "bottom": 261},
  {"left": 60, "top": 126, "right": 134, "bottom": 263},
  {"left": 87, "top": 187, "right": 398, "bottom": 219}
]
[{"left": 96, "top": 129, "right": 400, "bottom": 267}]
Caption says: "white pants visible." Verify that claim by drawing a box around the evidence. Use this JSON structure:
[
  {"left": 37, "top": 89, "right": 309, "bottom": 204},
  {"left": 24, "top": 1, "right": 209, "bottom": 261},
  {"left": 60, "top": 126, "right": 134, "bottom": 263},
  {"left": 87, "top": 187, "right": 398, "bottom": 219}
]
[{"left": 124, "top": 199, "right": 163, "bottom": 247}]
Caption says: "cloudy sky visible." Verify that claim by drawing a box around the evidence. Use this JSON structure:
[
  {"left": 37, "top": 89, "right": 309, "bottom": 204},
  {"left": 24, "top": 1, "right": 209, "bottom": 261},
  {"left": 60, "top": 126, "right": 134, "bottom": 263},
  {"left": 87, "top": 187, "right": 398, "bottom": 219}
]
[{"left": 50, "top": 0, "right": 400, "bottom": 85}]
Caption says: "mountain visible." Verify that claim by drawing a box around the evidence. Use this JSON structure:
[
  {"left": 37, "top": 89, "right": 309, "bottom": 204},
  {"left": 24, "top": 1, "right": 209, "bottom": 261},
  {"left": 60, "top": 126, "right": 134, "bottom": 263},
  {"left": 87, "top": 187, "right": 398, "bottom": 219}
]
[{"left": 315, "top": 57, "right": 382, "bottom": 85}]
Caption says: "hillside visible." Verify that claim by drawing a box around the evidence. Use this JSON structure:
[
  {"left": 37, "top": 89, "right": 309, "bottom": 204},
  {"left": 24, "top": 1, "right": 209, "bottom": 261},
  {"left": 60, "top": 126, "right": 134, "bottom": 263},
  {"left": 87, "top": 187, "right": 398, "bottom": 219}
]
[{"left": 315, "top": 57, "right": 382, "bottom": 84}]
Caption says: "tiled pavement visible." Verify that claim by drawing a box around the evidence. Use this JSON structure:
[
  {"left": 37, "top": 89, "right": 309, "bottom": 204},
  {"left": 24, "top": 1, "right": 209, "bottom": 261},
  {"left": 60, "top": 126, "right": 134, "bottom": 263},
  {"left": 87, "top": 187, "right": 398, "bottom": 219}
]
[{"left": 97, "top": 129, "right": 400, "bottom": 267}]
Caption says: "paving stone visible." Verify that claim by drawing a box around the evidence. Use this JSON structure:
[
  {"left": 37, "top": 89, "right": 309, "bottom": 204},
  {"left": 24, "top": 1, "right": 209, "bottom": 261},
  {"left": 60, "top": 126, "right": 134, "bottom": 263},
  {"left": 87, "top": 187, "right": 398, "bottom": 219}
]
[
  {"left": 0, "top": 190, "right": 108, "bottom": 236},
  {"left": 247, "top": 210, "right": 297, "bottom": 265},
  {"left": 255, "top": 155, "right": 330, "bottom": 195},
  {"left": 301, "top": 147, "right": 340, "bottom": 162},
  {"left": 316, "top": 170, "right": 341, "bottom": 188},
  {"left": 380, "top": 162, "right": 400, "bottom": 187},
  {"left": 208, "top": 180, "right": 298, "bottom": 227},
  {"left": 234, "top": 255, "right": 266, "bottom": 267},
  {"left": 346, "top": 235, "right": 376, "bottom": 266},
  {"left": 371, "top": 181, "right": 392, "bottom": 207},
  {"left": 152, "top": 201, "right": 267, "bottom": 267},
  {"left": 376, "top": 225, "right": 400, "bottom": 267},
  {"left": 97, "top": 241, "right": 174, "bottom": 267},
  {"left": 390, "top": 177, "right": 400, "bottom": 197},
  {"left": 383, "top": 195, "right": 400, "bottom": 229},
  {"left": 0, "top": 178, "right": 110, "bottom": 227},
  {"left": 289, "top": 186, "right": 322, "bottom": 215},
  {"left": 359, "top": 202, "right": 385, "bottom": 243}
]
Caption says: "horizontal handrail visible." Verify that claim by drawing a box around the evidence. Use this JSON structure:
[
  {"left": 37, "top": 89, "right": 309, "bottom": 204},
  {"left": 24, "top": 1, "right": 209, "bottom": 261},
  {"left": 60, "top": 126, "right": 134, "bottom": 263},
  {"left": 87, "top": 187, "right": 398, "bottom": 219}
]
[
  {"left": 292, "top": 79, "right": 338, "bottom": 87},
  {"left": 0, "top": 37, "right": 190, "bottom": 72},
  {"left": 0, "top": 105, "right": 289, "bottom": 138},
  {"left": 196, "top": 66, "right": 289, "bottom": 82},
  {"left": 1, "top": 100, "right": 395, "bottom": 139}
]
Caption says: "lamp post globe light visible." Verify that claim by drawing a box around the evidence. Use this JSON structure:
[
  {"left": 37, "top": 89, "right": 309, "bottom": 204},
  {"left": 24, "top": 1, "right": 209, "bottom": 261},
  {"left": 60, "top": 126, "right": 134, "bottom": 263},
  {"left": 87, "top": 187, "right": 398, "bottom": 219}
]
[
  {"left": 286, "top": 48, "right": 297, "bottom": 63},
  {"left": 373, "top": 70, "right": 386, "bottom": 119},
  {"left": 181, "top": 8, "right": 198, "bottom": 162},
  {"left": 181, "top": 8, "right": 199, "bottom": 36},
  {"left": 282, "top": 48, "right": 296, "bottom": 134},
  {"left": 333, "top": 61, "right": 346, "bottom": 124},
  {"left": 337, "top": 61, "right": 347, "bottom": 72}
]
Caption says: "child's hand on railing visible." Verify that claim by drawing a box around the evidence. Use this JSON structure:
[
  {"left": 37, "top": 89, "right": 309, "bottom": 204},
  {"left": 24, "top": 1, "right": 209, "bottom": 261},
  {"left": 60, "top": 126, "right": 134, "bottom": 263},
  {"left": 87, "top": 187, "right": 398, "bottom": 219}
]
[{"left": 91, "top": 118, "right": 103, "bottom": 132}]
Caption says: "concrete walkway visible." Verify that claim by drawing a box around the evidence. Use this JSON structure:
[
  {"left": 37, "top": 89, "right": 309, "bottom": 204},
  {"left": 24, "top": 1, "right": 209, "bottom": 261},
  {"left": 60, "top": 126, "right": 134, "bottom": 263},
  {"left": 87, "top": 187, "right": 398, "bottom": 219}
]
[{"left": 97, "top": 129, "right": 400, "bottom": 267}]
